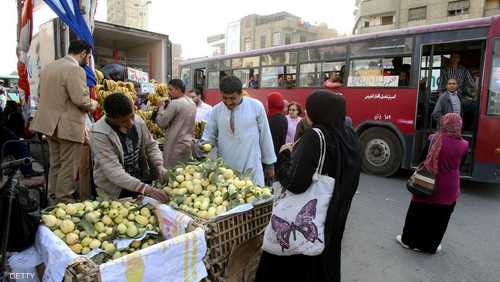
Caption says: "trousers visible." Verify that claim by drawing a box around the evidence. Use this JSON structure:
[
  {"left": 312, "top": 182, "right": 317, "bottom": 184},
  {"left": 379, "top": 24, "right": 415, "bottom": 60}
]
[{"left": 47, "top": 136, "right": 82, "bottom": 202}]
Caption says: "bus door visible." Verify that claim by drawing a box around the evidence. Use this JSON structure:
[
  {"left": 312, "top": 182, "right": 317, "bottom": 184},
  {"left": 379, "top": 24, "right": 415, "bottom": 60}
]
[{"left": 415, "top": 41, "right": 486, "bottom": 176}]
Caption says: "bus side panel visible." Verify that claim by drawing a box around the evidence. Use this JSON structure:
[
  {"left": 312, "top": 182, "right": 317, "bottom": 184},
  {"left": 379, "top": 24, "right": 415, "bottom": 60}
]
[{"left": 204, "top": 87, "right": 418, "bottom": 135}]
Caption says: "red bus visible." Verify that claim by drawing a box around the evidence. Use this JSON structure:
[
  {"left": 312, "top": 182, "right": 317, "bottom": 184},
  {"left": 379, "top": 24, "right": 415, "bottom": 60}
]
[{"left": 179, "top": 16, "right": 500, "bottom": 184}]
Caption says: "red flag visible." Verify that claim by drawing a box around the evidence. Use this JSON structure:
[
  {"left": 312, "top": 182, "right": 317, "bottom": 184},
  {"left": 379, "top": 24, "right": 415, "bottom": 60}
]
[{"left": 17, "top": 0, "right": 33, "bottom": 102}]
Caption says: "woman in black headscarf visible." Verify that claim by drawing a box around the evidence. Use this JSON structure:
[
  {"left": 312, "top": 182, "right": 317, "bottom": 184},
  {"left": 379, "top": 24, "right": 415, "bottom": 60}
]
[{"left": 255, "top": 90, "right": 362, "bottom": 282}]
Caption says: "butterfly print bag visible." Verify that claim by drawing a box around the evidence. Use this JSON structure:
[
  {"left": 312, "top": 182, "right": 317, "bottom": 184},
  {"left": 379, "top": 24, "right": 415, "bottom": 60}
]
[{"left": 262, "top": 128, "right": 335, "bottom": 256}]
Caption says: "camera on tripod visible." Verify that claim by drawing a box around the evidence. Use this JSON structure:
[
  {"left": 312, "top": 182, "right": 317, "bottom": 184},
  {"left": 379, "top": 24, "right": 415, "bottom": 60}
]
[{"left": 1, "top": 158, "right": 32, "bottom": 176}]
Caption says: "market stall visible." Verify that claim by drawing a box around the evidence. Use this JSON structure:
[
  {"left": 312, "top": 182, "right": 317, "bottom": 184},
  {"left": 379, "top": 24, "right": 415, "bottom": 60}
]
[{"left": 21, "top": 198, "right": 207, "bottom": 282}]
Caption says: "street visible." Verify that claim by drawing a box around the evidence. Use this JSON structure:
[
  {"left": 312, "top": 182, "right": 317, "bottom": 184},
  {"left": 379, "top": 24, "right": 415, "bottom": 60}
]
[{"left": 342, "top": 172, "right": 500, "bottom": 282}]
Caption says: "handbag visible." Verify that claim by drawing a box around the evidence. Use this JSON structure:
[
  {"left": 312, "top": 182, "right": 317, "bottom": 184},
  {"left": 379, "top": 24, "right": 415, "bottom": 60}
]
[
  {"left": 407, "top": 164, "right": 435, "bottom": 196},
  {"left": 262, "top": 128, "right": 334, "bottom": 256}
]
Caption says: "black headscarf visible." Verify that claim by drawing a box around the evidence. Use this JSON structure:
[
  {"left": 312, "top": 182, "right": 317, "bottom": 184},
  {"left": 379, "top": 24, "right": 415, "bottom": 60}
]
[
  {"left": 307, "top": 90, "right": 362, "bottom": 281},
  {"left": 306, "top": 90, "right": 346, "bottom": 129}
]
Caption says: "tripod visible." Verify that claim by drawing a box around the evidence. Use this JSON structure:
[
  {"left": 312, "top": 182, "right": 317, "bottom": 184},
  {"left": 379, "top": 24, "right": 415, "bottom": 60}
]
[{"left": 0, "top": 157, "right": 33, "bottom": 275}]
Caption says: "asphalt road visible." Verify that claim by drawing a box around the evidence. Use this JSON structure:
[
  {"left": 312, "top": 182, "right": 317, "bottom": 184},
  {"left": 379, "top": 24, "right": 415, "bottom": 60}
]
[{"left": 342, "top": 171, "right": 500, "bottom": 282}]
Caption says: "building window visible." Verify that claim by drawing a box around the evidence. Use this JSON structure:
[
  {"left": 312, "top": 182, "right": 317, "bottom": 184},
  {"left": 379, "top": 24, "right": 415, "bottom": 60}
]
[
  {"left": 381, "top": 15, "right": 394, "bottom": 25},
  {"left": 408, "top": 6, "right": 427, "bottom": 21},
  {"left": 272, "top": 32, "right": 282, "bottom": 46},
  {"left": 244, "top": 38, "right": 252, "bottom": 51},
  {"left": 448, "top": 0, "right": 470, "bottom": 16},
  {"left": 285, "top": 33, "right": 291, "bottom": 45},
  {"left": 260, "top": 35, "right": 266, "bottom": 49},
  {"left": 364, "top": 21, "right": 370, "bottom": 28},
  {"left": 300, "top": 35, "right": 307, "bottom": 42}
]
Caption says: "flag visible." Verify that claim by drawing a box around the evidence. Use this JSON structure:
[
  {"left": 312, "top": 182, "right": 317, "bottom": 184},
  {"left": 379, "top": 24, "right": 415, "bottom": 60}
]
[
  {"left": 17, "top": 0, "right": 33, "bottom": 103},
  {"left": 43, "top": 0, "right": 96, "bottom": 88}
]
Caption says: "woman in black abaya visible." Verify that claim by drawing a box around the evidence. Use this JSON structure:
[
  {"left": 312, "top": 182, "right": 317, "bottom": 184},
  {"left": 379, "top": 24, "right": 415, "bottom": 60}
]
[{"left": 255, "top": 90, "right": 362, "bottom": 282}]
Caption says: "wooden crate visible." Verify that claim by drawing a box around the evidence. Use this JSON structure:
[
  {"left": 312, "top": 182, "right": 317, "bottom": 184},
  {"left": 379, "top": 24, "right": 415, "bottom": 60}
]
[{"left": 190, "top": 202, "right": 272, "bottom": 281}]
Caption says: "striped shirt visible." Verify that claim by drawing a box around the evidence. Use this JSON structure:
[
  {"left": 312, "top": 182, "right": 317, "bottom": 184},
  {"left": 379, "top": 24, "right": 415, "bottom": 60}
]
[{"left": 439, "top": 66, "right": 475, "bottom": 96}]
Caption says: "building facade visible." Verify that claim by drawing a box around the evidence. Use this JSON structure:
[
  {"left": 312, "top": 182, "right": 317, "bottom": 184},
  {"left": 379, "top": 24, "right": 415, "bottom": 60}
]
[
  {"left": 354, "top": 0, "right": 500, "bottom": 34},
  {"left": 107, "top": 0, "right": 151, "bottom": 30},
  {"left": 206, "top": 12, "right": 338, "bottom": 56},
  {"left": 207, "top": 34, "right": 226, "bottom": 56},
  {"left": 240, "top": 12, "right": 338, "bottom": 52}
]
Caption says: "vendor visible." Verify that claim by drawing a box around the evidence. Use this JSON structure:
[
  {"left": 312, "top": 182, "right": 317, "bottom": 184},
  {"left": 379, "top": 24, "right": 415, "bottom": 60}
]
[{"left": 90, "top": 92, "right": 169, "bottom": 202}]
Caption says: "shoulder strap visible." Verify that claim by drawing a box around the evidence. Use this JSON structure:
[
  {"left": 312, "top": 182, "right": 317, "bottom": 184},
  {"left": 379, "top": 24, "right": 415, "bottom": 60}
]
[{"left": 312, "top": 128, "right": 327, "bottom": 175}]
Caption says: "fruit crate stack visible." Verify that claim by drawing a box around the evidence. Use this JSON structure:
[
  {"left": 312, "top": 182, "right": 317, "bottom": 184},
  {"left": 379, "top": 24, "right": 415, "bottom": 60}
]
[
  {"left": 189, "top": 202, "right": 272, "bottom": 281},
  {"left": 157, "top": 159, "right": 273, "bottom": 281}
]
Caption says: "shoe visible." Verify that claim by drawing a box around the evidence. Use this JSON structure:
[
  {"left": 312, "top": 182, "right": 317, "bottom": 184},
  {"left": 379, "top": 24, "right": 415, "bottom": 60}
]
[
  {"left": 396, "top": 235, "right": 422, "bottom": 252},
  {"left": 396, "top": 235, "right": 409, "bottom": 249}
]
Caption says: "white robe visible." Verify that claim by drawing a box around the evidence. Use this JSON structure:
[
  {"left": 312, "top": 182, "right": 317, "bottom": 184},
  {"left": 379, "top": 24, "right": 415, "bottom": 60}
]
[{"left": 202, "top": 97, "right": 276, "bottom": 186}]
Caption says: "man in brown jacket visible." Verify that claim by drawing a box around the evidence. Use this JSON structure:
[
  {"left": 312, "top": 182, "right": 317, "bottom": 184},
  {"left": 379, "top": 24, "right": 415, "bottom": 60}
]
[
  {"left": 91, "top": 93, "right": 169, "bottom": 202},
  {"left": 156, "top": 79, "right": 196, "bottom": 168},
  {"left": 31, "top": 40, "right": 98, "bottom": 202}
]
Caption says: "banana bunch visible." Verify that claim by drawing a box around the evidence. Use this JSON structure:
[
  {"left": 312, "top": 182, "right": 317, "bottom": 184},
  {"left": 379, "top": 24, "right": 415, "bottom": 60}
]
[
  {"left": 146, "top": 120, "right": 164, "bottom": 139},
  {"left": 155, "top": 83, "right": 168, "bottom": 97},
  {"left": 95, "top": 69, "right": 104, "bottom": 84},
  {"left": 194, "top": 121, "right": 206, "bottom": 140},
  {"left": 137, "top": 110, "right": 152, "bottom": 121},
  {"left": 137, "top": 110, "right": 164, "bottom": 139},
  {"left": 96, "top": 79, "right": 137, "bottom": 109}
]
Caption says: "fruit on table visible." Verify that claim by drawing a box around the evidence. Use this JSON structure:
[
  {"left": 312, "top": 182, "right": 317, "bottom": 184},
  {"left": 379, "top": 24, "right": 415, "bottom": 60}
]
[
  {"left": 42, "top": 214, "right": 58, "bottom": 227},
  {"left": 41, "top": 200, "right": 162, "bottom": 264},
  {"left": 200, "top": 143, "right": 212, "bottom": 153},
  {"left": 60, "top": 219, "right": 75, "bottom": 234},
  {"left": 65, "top": 233, "right": 79, "bottom": 245},
  {"left": 157, "top": 158, "right": 272, "bottom": 219}
]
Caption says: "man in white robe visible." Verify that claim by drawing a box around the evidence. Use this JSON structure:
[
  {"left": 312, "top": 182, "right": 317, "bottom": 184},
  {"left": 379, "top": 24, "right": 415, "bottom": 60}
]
[{"left": 202, "top": 76, "right": 276, "bottom": 186}]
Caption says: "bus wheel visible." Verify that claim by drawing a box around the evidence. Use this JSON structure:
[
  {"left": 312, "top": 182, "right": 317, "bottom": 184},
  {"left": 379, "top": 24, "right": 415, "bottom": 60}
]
[{"left": 360, "top": 127, "right": 402, "bottom": 176}]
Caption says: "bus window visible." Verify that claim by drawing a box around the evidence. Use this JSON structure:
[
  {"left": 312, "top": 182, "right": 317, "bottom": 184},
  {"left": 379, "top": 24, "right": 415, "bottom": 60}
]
[
  {"left": 322, "top": 61, "right": 345, "bottom": 83},
  {"left": 298, "top": 46, "right": 347, "bottom": 63},
  {"left": 181, "top": 67, "right": 192, "bottom": 89},
  {"left": 232, "top": 56, "right": 260, "bottom": 69},
  {"left": 233, "top": 69, "right": 251, "bottom": 88},
  {"left": 207, "top": 71, "right": 219, "bottom": 89},
  {"left": 348, "top": 56, "right": 411, "bottom": 87},
  {"left": 261, "top": 52, "right": 297, "bottom": 66},
  {"left": 488, "top": 40, "right": 500, "bottom": 115},
  {"left": 299, "top": 63, "right": 321, "bottom": 87},
  {"left": 250, "top": 69, "right": 260, "bottom": 89},
  {"left": 350, "top": 37, "right": 413, "bottom": 58},
  {"left": 261, "top": 66, "right": 285, "bottom": 88}
]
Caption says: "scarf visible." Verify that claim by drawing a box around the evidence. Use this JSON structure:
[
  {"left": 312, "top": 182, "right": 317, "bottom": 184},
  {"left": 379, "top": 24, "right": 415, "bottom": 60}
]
[
  {"left": 267, "top": 92, "right": 285, "bottom": 118},
  {"left": 424, "top": 113, "right": 463, "bottom": 174}
]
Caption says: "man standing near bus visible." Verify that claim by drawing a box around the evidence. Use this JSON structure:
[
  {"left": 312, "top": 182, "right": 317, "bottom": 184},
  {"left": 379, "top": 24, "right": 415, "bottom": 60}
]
[
  {"left": 156, "top": 79, "right": 196, "bottom": 168},
  {"left": 32, "top": 40, "right": 98, "bottom": 202},
  {"left": 202, "top": 75, "right": 276, "bottom": 186},
  {"left": 432, "top": 78, "right": 462, "bottom": 125},
  {"left": 187, "top": 88, "right": 212, "bottom": 123}
]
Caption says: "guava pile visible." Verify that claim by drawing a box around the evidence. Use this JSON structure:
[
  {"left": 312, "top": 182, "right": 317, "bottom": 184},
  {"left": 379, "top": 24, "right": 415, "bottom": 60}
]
[
  {"left": 157, "top": 158, "right": 272, "bottom": 220},
  {"left": 41, "top": 200, "right": 161, "bottom": 263}
]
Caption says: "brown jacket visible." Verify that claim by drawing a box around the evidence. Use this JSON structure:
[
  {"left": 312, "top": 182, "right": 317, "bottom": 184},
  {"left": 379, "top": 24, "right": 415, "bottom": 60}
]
[
  {"left": 32, "top": 56, "right": 95, "bottom": 143},
  {"left": 91, "top": 115, "right": 164, "bottom": 200},
  {"left": 156, "top": 95, "right": 196, "bottom": 168}
]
